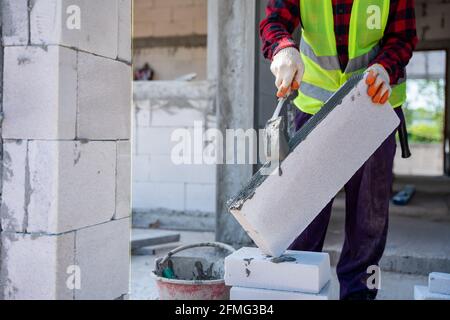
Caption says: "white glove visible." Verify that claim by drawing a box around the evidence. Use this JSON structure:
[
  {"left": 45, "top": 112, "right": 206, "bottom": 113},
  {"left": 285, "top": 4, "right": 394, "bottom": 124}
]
[
  {"left": 365, "top": 64, "right": 392, "bottom": 104},
  {"left": 270, "top": 47, "right": 304, "bottom": 98}
]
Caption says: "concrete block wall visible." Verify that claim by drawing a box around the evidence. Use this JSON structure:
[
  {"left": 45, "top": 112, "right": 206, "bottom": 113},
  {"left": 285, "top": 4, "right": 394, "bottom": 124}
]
[
  {"left": 133, "top": 0, "right": 207, "bottom": 80},
  {"left": 134, "top": 0, "right": 207, "bottom": 38},
  {"left": 0, "top": 0, "right": 132, "bottom": 300},
  {"left": 133, "top": 47, "right": 207, "bottom": 80},
  {"left": 132, "top": 80, "right": 217, "bottom": 231}
]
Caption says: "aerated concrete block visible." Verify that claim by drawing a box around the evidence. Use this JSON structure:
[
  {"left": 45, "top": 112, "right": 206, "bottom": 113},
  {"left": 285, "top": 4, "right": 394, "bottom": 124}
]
[
  {"left": 30, "top": 0, "right": 119, "bottom": 59},
  {"left": 1, "top": 0, "right": 29, "bottom": 45},
  {"left": 77, "top": 52, "right": 131, "bottom": 140},
  {"left": 149, "top": 155, "right": 216, "bottom": 184},
  {"left": 133, "top": 155, "right": 151, "bottom": 182},
  {"left": 133, "top": 182, "right": 185, "bottom": 211},
  {"left": 185, "top": 183, "right": 216, "bottom": 212},
  {"left": 26, "top": 141, "right": 116, "bottom": 234},
  {"left": 230, "top": 282, "right": 331, "bottom": 300},
  {"left": 224, "top": 247, "right": 331, "bottom": 294},
  {"left": 0, "top": 232, "right": 75, "bottom": 300},
  {"left": 150, "top": 102, "right": 208, "bottom": 127},
  {"left": 414, "top": 285, "right": 450, "bottom": 300},
  {"left": 2, "top": 46, "right": 77, "bottom": 140},
  {"left": 0, "top": 141, "right": 27, "bottom": 232},
  {"left": 118, "top": 0, "right": 132, "bottom": 62},
  {"left": 229, "top": 79, "right": 400, "bottom": 257},
  {"left": 115, "top": 141, "right": 132, "bottom": 219},
  {"left": 429, "top": 272, "right": 450, "bottom": 295},
  {"left": 74, "top": 218, "right": 130, "bottom": 300},
  {"left": 136, "top": 127, "right": 187, "bottom": 155}
]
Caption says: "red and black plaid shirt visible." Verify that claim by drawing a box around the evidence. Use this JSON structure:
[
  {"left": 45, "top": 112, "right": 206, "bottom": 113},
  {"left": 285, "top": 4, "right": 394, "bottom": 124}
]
[{"left": 260, "top": 0, "right": 418, "bottom": 84}]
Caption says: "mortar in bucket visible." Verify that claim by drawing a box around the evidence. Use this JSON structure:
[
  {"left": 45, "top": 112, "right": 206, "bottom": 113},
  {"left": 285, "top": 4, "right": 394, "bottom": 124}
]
[{"left": 152, "top": 242, "right": 235, "bottom": 300}]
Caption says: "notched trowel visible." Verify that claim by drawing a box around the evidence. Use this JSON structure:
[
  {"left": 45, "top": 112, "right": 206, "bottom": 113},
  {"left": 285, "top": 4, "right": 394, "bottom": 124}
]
[{"left": 263, "top": 97, "right": 290, "bottom": 174}]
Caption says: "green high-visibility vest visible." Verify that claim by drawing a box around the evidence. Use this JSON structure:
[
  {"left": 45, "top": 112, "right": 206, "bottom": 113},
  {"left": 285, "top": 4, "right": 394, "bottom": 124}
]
[{"left": 294, "top": 0, "right": 406, "bottom": 114}]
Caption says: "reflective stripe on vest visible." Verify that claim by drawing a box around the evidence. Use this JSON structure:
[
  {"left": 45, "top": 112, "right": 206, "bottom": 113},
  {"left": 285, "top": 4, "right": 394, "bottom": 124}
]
[
  {"left": 300, "top": 39, "right": 381, "bottom": 73},
  {"left": 294, "top": 0, "right": 407, "bottom": 114},
  {"left": 300, "top": 82, "right": 335, "bottom": 102}
]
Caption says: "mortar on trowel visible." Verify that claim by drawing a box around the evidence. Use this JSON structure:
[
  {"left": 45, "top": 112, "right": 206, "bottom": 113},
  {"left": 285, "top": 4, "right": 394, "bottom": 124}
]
[
  {"left": 152, "top": 242, "right": 235, "bottom": 300},
  {"left": 264, "top": 97, "right": 290, "bottom": 172}
]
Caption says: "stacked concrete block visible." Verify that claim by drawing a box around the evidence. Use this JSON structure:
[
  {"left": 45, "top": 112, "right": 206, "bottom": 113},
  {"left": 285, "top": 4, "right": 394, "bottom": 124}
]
[
  {"left": 74, "top": 219, "right": 130, "bottom": 300},
  {"left": 77, "top": 52, "right": 131, "bottom": 140},
  {"left": 230, "top": 284, "right": 331, "bottom": 301},
  {"left": 26, "top": 141, "right": 117, "bottom": 233},
  {"left": 132, "top": 81, "right": 217, "bottom": 231},
  {"left": 133, "top": 0, "right": 207, "bottom": 38},
  {"left": 1, "top": 0, "right": 29, "bottom": 46},
  {"left": 1, "top": 0, "right": 132, "bottom": 300},
  {"left": 225, "top": 247, "right": 331, "bottom": 300},
  {"left": 3, "top": 45, "right": 77, "bottom": 140},
  {"left": 414, "top": 272, "right": 450, "bottom": 300},
  {"left": 0, "top": 232, "right": 76, "bottom": 300},
  {"left": 429, "top": 272, "right": 450, "bottom": 295},
  {"left": 115, "top": 141, "right": 132, "bottom": 220},
  {"left": 30, "top": 0, "right": 119, "bottom": 60}
]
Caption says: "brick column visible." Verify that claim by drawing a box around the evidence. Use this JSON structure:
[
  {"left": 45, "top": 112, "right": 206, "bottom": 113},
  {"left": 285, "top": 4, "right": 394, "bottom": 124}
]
[{"left": 0, "top": 0, "right": 132, "bottom": 300}]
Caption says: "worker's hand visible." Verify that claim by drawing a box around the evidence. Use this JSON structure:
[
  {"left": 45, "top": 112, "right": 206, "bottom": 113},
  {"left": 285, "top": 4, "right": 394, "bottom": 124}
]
[
  {"left": 270, "top": 47, "right": 304, "bottom": 98},
  {"left": 365, "top": 64, "right": 392, "bottom": 104}
]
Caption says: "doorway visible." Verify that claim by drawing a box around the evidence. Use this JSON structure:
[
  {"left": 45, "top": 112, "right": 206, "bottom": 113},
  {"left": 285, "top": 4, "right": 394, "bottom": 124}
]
[{"left": 394, "top": 50, "right": 447, "bottom": 176}]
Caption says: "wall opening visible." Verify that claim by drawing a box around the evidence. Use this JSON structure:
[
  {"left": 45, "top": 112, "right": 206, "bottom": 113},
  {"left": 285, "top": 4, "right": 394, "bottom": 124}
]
[
  {"left": 394, "top": 50, "right": 447, "bottom": 176},
  {"left": 131, "top": 0, "right": 214, "bottom": 232}
]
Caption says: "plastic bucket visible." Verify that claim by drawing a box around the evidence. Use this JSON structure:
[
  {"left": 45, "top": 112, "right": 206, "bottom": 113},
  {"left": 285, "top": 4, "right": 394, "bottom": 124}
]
[{"left": 152, "top": 242, "right": 235, "bottom": 300}]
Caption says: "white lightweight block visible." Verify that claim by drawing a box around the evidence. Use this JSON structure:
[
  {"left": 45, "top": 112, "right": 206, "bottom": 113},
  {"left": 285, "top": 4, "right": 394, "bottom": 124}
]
[
  {"left": 3, "top": 46, "right": 77, "bottom": 140},
  {"left": 230, "top": 282, "right": 331, "bottom": 300},
  {"left": 0, "top": 232, "right": 75, "bottom": 300},
  {"left": 185, "top": 183, "right": 216, "bottom": 212},
  {"left": 0, "top": 141, "right": 28, "bottom": 232},
  {"left": 118, "top": 0, "right": 132, "bottom": 62},
  {"left": 27, "top": 141, "right": 116, "bottom": 234},
  {"left": 30, "top": 0, "right": 119, "bottom": 59},
  {"left": 429, "top": 272, "right": 450, "bottom": 295},
  {"left": 77, "top": 52, "right": 131, "bottom": 140},
  {"left": 74, "top": 218, "right": 130, "bottom": 300},
  {"left": 230, "top": 80, "right": 400, "bottom": 257},
  {"left": 115, "top": 141, "right": 132, "bottom": 219},
  {"left": 1, "top": 0, "right": 29, "bottom": 45},
  {"left": 414, "top": 285, "right": 450, "bottom": 300},
  {"left": 224, "top": 247, "right": 330, "bottom": 294},
  {"left": 133, "top": 182, "right": 185, "bottom": 211}
]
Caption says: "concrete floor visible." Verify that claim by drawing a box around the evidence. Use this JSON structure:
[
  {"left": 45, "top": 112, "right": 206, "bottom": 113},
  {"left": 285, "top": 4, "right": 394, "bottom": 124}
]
[{"left": 130, "top": 224, "right": 432, "bottom": 300}]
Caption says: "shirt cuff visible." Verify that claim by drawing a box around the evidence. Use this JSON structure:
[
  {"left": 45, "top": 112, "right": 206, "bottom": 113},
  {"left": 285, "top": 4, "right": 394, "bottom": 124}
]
[{"left": 272, "top": 38, "right": 298, "bottom": 60}]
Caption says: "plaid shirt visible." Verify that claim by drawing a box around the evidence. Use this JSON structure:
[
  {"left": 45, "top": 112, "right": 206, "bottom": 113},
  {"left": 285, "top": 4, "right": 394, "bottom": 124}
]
[{"left": 260, "top": 0, "right": 418, "bottom": 84}]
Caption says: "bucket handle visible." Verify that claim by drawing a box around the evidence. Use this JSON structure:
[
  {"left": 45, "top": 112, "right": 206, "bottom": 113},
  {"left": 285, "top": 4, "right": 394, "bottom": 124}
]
[{"left": 157, "top": 242, "right": 236, "bottom": 268}]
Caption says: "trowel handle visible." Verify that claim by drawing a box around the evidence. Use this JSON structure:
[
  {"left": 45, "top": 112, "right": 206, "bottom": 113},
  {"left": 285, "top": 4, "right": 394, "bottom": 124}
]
[{"left": 271, "top": 97, "right": 287, "bottom": 121}]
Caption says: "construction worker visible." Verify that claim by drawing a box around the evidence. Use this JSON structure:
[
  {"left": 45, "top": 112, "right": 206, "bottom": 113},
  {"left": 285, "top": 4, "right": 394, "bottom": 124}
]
[{"left": 261, "top": 0, "right": 417, "bottom": 300}]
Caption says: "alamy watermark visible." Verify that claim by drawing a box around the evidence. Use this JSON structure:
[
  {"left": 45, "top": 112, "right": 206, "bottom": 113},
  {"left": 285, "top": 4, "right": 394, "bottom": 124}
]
[
  {"left": 366, "top": 265, "right": 381, "bottom": 290},
  {"left": 66, "top": 5, "right": 81, "bottom": 30},
  {"left": 66, "top": 265, "right": 81, "bottom": 290},
  {"left": 170, "top": 121, "right": 283, "bottom": 175},
  {"left": 367, "top": 5, "right": 382, "bottom": 30}
]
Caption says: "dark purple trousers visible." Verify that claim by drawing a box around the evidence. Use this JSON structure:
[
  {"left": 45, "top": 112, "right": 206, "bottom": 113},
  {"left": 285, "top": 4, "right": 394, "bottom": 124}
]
[{"left": 288, "top": 107, "right": 404, "bottom": 300}]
